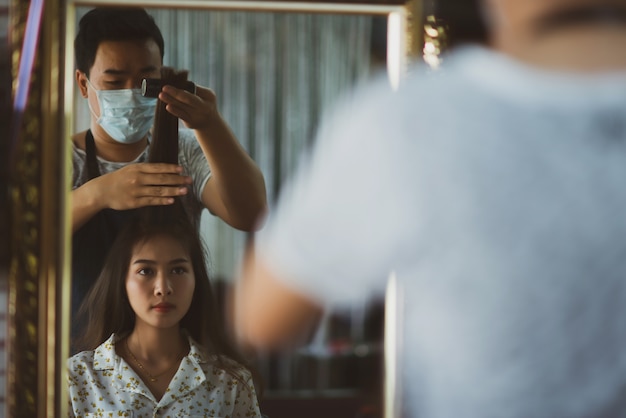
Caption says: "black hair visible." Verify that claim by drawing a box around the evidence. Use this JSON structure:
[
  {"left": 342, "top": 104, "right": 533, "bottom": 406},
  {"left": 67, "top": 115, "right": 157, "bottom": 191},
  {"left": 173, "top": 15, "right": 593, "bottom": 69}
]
[{"left": 74, "top": 7, "right": 165, "bottom": 75}]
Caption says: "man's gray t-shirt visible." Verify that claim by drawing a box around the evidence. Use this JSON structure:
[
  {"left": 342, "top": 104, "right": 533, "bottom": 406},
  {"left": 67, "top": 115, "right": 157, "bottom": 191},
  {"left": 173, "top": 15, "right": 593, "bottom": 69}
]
[{"left": 72, "top": 128, "right": 211, "bottom": 228}]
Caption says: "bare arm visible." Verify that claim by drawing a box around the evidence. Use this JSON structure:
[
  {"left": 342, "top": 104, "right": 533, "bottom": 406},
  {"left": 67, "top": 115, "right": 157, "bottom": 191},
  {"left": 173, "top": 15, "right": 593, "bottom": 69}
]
[
  {"left": 71, "top": 163, "right": 191, "bottom": 233},
  {"left": 233, "top": 248, "right": 322, "bottom": 350},
  {"left": 159, "top": 85, "right": 267, "bottom": 231}
]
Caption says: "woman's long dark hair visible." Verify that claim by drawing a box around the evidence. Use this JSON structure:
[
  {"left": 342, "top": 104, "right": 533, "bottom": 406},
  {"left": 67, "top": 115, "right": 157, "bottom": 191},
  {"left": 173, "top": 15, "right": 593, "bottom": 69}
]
[
  {"left": 73, "top": 65, "right": 262, "bottom": 394},
  {"left": 73, "top": 207, "right": 258, "bottom": 389}
]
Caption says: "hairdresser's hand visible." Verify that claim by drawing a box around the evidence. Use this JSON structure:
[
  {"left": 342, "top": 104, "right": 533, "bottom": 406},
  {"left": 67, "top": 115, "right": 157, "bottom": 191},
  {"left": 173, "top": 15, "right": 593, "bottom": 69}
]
[
  {"left": 93, "top": 163, "right": 191, "bottom": 210},
  {"left": 72, "top": 163, "right": 192, "bottom": 233},
  {"left": 158, "top": 84, "right": 220, "bottom": 133},
  {"left": 156, "top": 83, "right": 268, "bottom": 232}
]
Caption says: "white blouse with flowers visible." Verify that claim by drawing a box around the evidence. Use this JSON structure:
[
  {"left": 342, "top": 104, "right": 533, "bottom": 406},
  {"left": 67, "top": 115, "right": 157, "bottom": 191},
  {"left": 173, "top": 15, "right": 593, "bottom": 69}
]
[{"left": 67, "top": 334, "right": 261, "bottom": 418}]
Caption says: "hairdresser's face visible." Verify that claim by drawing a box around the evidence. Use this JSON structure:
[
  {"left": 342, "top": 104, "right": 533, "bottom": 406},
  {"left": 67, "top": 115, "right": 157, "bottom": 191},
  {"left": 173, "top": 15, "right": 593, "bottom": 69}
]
[
  {"left": 76, "top": 39, "right": 161, "bottom": 113},
  {"left": 126, "top": 234, "right": 195, "bottom": 331}
]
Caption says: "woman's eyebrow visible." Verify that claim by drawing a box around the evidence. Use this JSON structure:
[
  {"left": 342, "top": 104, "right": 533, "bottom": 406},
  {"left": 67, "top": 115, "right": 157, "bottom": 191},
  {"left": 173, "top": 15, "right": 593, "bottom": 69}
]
[
  {"left": 131, "top": 257, "right": 190, "bottom": 265},
  {"left": 132, "top": 259, "right": 157, "bottom": 265},
  {"left": 168, "top": 258, "right": 190, "bottom": 265}
]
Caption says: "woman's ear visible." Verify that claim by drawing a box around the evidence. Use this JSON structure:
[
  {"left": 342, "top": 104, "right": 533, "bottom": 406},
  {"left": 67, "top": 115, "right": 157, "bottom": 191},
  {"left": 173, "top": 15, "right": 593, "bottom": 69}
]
[{"left": 76, "top": 70, "right": 89, "bottom": 98}]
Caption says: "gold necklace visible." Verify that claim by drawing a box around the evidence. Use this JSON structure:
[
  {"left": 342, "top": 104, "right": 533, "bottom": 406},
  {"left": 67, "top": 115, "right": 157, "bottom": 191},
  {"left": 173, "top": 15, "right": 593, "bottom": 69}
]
[{"left": 125, "top": 338, "right": 182, "bottom": 382}]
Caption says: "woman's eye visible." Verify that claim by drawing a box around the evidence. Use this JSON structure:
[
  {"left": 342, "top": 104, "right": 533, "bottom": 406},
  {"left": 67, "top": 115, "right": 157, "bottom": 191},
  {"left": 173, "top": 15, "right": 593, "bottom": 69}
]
[
  {"left": 137, "top": 267, "right": 153, "bottom": 276},
  {"left": 171, "top": 267, "right": 187, "bottom": 275}
]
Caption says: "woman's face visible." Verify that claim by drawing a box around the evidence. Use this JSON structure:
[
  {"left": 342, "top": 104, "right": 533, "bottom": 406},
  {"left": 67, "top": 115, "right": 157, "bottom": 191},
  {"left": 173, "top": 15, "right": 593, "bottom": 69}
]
[{"left": 126, "top": 234, "right": 195, "bottom": 331}]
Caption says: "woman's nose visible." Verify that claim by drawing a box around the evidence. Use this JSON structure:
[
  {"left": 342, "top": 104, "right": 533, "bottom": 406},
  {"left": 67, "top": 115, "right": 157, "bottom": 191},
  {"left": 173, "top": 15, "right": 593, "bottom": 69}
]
[{"left": 154, "top": 273, "right": 173, "bottom": 296}]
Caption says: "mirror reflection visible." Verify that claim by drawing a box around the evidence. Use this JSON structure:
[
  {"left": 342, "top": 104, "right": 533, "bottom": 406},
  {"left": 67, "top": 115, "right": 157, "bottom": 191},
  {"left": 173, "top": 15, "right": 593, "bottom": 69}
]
[
  {"left": 72, "top": 6, "right": 388, "bottom": 279},
  {"left": 68, "top": 3, "right": 404, "bottom": 417}
]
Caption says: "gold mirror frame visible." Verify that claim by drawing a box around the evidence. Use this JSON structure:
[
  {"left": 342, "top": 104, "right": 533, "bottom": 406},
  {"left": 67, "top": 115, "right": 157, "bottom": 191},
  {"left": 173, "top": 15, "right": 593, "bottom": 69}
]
[
  {"left": 8, "top": 0, "right": 69, "bottom": 416},
  {"left": 7, "top": 0, "right": 422, "bottom": 416}
]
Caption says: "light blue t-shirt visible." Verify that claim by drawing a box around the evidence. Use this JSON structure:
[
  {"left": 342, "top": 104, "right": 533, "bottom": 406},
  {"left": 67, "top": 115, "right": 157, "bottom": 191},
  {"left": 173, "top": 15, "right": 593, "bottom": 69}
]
[{"left": 256, "top": 46, "right": 626, "bottom": 418}]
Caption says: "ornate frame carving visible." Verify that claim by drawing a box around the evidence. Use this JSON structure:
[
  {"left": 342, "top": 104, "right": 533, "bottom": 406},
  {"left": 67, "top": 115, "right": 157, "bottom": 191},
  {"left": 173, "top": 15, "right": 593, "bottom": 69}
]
[{"left": 8, "top": 0, "right": 69, "bottom": 416}]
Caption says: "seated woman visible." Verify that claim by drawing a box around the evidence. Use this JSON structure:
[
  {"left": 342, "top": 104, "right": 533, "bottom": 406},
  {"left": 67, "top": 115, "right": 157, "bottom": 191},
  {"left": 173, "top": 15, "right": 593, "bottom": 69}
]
[{"left": 68, "top": 208, "right": 261, "bottom": 417}]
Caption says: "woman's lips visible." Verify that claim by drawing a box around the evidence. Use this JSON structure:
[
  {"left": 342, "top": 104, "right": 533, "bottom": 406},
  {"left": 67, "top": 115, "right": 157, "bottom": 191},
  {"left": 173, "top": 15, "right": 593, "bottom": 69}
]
[{"left": 152, "top": 302, "right": 175, "bottom": 312}]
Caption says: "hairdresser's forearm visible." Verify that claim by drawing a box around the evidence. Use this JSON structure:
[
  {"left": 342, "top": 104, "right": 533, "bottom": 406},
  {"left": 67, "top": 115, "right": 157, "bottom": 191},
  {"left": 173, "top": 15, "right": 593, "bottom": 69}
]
[
  {"left": 234, "top": 250, "right": 322, "bottom": 349},
  {"left": 196, "top": 117, "right": 267, "bottom": 231},
  {"left": 71, "top": 182, "right": 105, "bottom": 233}
]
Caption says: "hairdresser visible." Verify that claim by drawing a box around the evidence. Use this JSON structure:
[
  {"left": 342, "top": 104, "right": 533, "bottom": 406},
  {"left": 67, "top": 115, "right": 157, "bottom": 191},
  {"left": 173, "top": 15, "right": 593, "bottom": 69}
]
[{"left": 70, "top": 7, "right": 267, "bottom": 329}]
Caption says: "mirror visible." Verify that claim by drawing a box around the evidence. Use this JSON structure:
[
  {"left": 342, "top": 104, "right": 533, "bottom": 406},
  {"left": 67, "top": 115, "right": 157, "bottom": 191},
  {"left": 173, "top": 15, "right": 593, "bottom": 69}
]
[
  {"left": 7, "top": 0, "right": 423, "bottom": 415},
  {"left": 69, "top": 1, "right": 419, "bottom": 281}
]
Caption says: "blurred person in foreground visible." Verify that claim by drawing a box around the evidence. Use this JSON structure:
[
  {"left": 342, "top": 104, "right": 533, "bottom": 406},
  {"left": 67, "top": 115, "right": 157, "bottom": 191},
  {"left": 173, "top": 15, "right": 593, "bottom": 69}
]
[{"left": 233, "top": 0, "right": 626, "bottom": 417}]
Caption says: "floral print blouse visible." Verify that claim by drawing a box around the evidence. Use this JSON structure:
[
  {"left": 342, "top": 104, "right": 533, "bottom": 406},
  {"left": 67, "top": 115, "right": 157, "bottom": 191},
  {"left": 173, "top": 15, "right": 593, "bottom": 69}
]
[{"left": 67, "top": 334, "right": 261, "bottom": 417}]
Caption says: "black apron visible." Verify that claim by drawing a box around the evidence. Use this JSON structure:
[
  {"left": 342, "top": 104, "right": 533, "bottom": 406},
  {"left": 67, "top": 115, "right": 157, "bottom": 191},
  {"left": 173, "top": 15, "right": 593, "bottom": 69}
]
[{"left": 71, "top": 130, "right": 139, "bottom": 334}]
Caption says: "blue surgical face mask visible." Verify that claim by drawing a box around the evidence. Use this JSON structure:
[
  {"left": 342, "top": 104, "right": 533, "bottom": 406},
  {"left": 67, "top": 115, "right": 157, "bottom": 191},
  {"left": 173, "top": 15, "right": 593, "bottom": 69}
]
[{"left": 87, "top": 79, "right": 157, "bottom": 144}]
